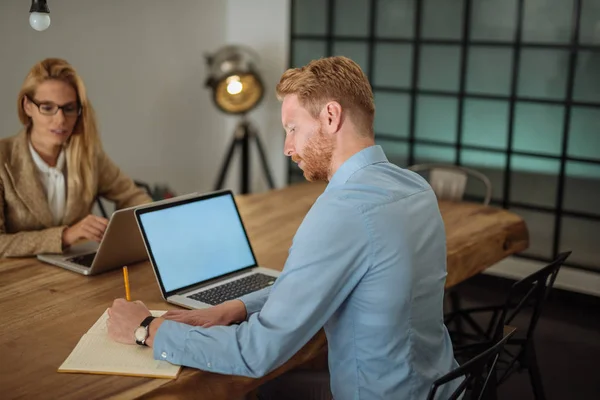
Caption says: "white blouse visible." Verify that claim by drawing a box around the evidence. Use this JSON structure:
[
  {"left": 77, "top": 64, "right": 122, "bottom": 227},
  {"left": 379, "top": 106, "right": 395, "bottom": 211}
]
[{"left": 29, "top": 141, "right": 67, "bottom": 225}]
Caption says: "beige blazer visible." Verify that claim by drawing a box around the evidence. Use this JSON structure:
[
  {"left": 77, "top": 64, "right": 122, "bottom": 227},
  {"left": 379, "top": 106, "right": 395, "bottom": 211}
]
[{"left": 0, "top": 130, "right": 152, "bottom": 257}]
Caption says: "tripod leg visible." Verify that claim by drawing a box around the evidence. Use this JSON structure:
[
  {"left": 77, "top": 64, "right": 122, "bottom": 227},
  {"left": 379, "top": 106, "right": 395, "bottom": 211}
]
[
  {"left": 252, "top": 127, "right": 276, "bottom": 189},
  {"left": 241, "top": 123, "right": 251, "bottom": 194},
  {"left": 214, "top": 135, "right": 239, "bottom": 191}
]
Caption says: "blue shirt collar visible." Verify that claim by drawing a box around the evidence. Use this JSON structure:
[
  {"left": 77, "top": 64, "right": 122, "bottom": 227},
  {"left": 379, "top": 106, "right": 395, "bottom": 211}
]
[{"left": 326, "top": 145, "right": 388, "bottom": 191}]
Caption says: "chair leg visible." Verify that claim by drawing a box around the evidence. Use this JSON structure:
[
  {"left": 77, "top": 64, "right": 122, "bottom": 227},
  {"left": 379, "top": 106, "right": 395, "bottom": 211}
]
[
  {"left": 449, "top": 290, "right": 464, "bottom": 343},
  {"left": 525, "top": 342, "right": 546, "bottom": 400}
]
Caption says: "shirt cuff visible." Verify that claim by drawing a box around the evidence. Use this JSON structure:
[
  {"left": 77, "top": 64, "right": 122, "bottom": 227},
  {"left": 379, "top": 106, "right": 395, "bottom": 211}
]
[
  {"left": 152, "top": 320, "right": 191, "bottom": 365},
  {"left": 238, "top": 286, "right": 272, "bottom": 317}
]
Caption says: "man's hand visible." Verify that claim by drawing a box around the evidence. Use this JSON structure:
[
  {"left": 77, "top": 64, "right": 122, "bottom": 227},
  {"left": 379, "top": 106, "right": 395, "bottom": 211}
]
[
  {"left": 62, "top": 214, "right": 109, "bottom": 246},
  {"left": 162, "top": 300, "right": 247, "bottom": 328},
  {"left": 107, "top": 299, "right": 152, "bottom": 345}
]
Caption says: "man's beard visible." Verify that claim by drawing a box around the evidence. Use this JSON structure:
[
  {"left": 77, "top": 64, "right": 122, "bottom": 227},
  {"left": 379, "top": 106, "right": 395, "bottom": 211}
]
[{"left": 292, "top": 125, "right": 335, "bottom": 182}]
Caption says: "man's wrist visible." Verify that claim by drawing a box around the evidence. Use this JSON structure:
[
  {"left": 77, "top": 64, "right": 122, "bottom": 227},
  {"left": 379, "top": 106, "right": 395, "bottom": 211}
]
[
  {"left": 224, "top": 300, "right": 248, "bottom": 323},
  {"left": 144, "top": 317, "right": 164, "bottom": 348}
]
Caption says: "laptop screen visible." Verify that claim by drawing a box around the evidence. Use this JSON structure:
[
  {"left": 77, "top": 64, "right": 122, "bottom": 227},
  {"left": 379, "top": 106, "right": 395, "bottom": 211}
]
[{"left": 137, "top": 192, "right": 257, "bottom": 293}]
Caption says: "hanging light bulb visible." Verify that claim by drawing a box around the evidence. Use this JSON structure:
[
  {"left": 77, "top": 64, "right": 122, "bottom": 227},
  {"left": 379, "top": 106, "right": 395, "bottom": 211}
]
[{"left": 29, "top": 0, "right": 51, "bottom": 32}]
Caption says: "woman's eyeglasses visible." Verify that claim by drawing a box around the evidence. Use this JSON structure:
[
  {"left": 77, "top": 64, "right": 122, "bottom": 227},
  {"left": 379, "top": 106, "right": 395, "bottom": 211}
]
[{"left": 27, "top": 96, "right": 82, "bottom": 117}]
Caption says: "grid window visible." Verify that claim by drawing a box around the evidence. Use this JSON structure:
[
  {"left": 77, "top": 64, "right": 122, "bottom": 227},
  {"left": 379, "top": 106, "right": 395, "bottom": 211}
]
[
  {"left": 564, "top": 162, "right": 600, "bottom": 215},
  {"left": 293, "top": 0, "right": 328, "bottom": 35},
  {"left": 560, "top": 217, "right": 600, "bottom": 270},
  {"left": 422, "top": 0, "right": 464, "bottom": 40},
  {"left": 462, "top": 99, "right": 509, "bottom": 150},
  {"left": 415, "top": 95, "right": 457, "bottom": 144},
  {"left": 373, "top": 44, "right": 413, "bottom": 89},
  {"left": 375, "top": 0, "right": 414, "bottom": 38},
  {"left": 568, "top": 106, "right": 600, "bottom": 161},
  {"left": 292, "top": 40, "right": 327, "bottom": 67},
  {"left": 511, "top": 156, "right": 560, "bottom": 208},
  {"left": 374, "top": 92, "right": 410, "bottom": 138},
  {"left": 333, "top": 42, "right": 369, "bottom": 76},
  {"left": 518, "top": 49, "right": 569, "bottom": 100},
  {"left": 513, "top": 103, "right": 564, "bottom": 156},
  {"left": 289, "top": 0, "right": 600, "bottom": 272},
  {"left": 470, "top": 0, "right": 517, "bottom": 41},
  {"left": 418, "top": 45, "right": 461, "bottom": 92},
  {"left": 334, "top": 0, "right": 370, "bottom": 37},
  {"left": 466, "top": 47, "right": 513, "bottom": 96},
  {"left": 522, "top": 0, "right": 573, "bottom": 43}
]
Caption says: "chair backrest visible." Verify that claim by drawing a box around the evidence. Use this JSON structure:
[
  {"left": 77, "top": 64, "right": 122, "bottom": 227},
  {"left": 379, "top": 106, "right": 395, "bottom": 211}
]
[
  {"left": 95, "top": 180, "right": 153, "bottom": 218},
  {"left": 408, "top": 163, "right": 493, "bottom": 206},
  {"left": 427, "top": 327, "right": 517, "bottom": 400},
  {"left": 492, "top": 251, "right": 571, "bottom": 343}
]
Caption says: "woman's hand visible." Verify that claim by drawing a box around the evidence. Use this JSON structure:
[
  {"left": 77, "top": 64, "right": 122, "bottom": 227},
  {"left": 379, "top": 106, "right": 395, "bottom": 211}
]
[{"left": 62, "top": 214, "right": 109, "bottom": 246}]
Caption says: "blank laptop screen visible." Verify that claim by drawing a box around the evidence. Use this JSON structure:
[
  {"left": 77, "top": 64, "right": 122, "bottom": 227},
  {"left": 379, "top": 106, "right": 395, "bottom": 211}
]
[{"left": 138, "top": 193, "right": 257, "bottom": 293}]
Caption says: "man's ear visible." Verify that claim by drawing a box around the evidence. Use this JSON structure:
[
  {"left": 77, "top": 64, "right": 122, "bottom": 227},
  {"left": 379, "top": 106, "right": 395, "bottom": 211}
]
[{"left": 322, "top": 101, "right": 343, "bottom": 134}]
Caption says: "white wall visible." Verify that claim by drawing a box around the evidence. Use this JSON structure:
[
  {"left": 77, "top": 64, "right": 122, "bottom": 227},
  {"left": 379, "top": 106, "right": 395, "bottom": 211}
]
[
  {"left": 0, "top": 0, "right": 229, "bottom": 196},
  {"left": 222, "top": 0, "right": 291, "bottom": 193}
]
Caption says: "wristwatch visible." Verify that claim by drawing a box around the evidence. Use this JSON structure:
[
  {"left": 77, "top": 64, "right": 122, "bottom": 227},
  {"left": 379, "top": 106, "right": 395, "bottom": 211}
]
[{"left": 134, "top": 316, "right": 156, "bottom": 346}]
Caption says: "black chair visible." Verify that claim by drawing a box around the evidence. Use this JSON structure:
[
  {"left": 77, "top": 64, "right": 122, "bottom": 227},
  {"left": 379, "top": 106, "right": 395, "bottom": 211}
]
[
  {"left": 95, "top": 180, "right": 153, "bottom": 218},
  {"left": 445, "top": 251, "right": 571, "bottom": 400},
  {"left": 427, "top": 326, "right": 516, "bottom": 400}
]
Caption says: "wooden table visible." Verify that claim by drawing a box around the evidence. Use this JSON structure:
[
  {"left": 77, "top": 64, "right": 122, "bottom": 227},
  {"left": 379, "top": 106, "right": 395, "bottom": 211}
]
[{"left": 0, "top": 182, "right": 529, "bottom": 399}]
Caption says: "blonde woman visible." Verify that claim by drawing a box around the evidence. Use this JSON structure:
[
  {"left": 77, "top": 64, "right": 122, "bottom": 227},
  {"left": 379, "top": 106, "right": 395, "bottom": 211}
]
[{"left": 0, "top": 58, "right": 151, "bottom": 257}]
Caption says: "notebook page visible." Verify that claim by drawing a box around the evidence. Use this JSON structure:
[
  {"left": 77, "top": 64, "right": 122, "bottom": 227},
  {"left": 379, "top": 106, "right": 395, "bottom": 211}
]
[{"left": 59, "top": 309, "right": 179, "bottom": 378}]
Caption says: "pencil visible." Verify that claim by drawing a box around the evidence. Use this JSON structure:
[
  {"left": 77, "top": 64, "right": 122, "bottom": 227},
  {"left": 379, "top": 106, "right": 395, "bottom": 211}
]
[{"left": 123, "top": 266, "right": 131, "bottom": 301}]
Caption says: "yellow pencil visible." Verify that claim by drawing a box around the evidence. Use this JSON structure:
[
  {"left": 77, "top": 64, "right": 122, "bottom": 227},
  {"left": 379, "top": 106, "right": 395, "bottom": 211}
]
[{"left": 123, "top": 266, "right": 131, "bottom": 301}]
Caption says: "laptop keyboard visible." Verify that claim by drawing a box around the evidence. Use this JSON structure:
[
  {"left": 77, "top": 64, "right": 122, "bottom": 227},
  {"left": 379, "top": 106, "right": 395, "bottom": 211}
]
[
  {"left": 188, "top": 273, "right": 276, "bottom": 306},
  {"left": 67, "top": 253, "right": 97, "bottom": 268}
]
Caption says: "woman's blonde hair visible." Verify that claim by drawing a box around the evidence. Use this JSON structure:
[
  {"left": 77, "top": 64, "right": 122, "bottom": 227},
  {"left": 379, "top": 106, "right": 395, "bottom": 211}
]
[
  {"left": 276, "top": 56, "right": 375, "bottom": 136},
  {"left": 17, "top": 58, "right": 99, "bottom": 203}
]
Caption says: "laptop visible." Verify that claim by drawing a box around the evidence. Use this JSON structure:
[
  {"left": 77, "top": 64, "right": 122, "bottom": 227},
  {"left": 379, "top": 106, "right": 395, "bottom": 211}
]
[
  {"left": 37, "top": 193, "right": 200, "bottom": 275},
  {"left": 134, "top": 190, "right": 279, "bottom": 309}
]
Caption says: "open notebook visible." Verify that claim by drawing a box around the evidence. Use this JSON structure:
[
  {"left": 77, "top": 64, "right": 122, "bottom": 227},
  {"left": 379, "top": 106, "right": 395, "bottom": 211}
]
[{"left": 58, "top": 309, "right": 181, "bottom": 379}]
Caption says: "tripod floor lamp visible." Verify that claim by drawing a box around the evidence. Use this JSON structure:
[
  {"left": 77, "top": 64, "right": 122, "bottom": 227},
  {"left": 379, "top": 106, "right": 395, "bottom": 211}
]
[{"left": 204, "top": 45, "right": 275, "bottom": 194}]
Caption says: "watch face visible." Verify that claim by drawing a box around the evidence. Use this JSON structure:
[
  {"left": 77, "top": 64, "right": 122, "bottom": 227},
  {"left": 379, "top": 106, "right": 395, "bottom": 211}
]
[{"left": 134, "top": 326, "right": 147, "bottom": 342}]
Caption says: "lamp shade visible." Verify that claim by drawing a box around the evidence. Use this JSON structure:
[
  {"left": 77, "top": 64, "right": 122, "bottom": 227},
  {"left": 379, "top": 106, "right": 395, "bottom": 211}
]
[{"left": 205, "top": 45, "right": 264, "bottom": 115}]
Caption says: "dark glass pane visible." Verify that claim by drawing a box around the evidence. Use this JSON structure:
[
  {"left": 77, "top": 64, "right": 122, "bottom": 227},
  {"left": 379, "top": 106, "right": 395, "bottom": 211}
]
[
  {"left": 294, "top": 0, "right": 328, "bottom": 35},
  {"left": 418, "top": 45, "right": 461, "bottom": 92},
  {"left": 564, "top": 162, "right": 600, "bottom": 216},
  {"left": 514, "top": 102, "right": 564, "bottom": 156},
  {"left": 467, "top": 47, "right": 513, "bottom": 95},
  {"left": 568, "top": 106, "right": 600, "bottom": 161},
  {"left": 462, "top": 99, "right": 509, "bottom": 150},
  {"left": 509, "top": 207, "right": 555, "bottom": 259},
  {"left": 373, "top": 43, "right": 413, "bottom": 88},
  {"left": 460, "top": 150, "right": 506, "bottom": 202},
  {"left": 379, "top": 140, "right": 409, "bottom": 167},
  {"left": 415, "top": 95, "right": 457, "bottom": 143},
  {"left": 560, "top": 217, "right": 600, "bottom": 270},
  {"left": 518, "top": 49, "right": 569, "bottom": 100},
  {"left": 471, "top": 0, "right": 517, "bottom": 41},
  {"left": 292, "top": 40, "right": 327, "bottom": 67},
  {"left": 376, "top": 0, "right": 414, "bottom": 38},
  {"left": 522, "top": 0, "right": 573, "bottom": 43},
  {"left": 374, "top": 92, "right": 410, "bottom": 138},
  {"left": 414, "top": 144, "right": 456, "bottom": 164},
  {"left": 422, "top": 0, "right": 464, "bottom": 39},
  {"left": 573, "top": 50, "right": 600, "bottom": 104},
  {"left": 510, "top": 156, "right": 560, "bottom": 208},
  {"left": 334, "top": 0, "right": 370, "bottom": 37}
]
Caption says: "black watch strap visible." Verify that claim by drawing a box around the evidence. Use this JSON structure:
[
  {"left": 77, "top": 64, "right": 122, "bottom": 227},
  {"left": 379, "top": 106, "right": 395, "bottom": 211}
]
[{"left": 135, "top": 316, "right": 156, "bottom": 346}]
